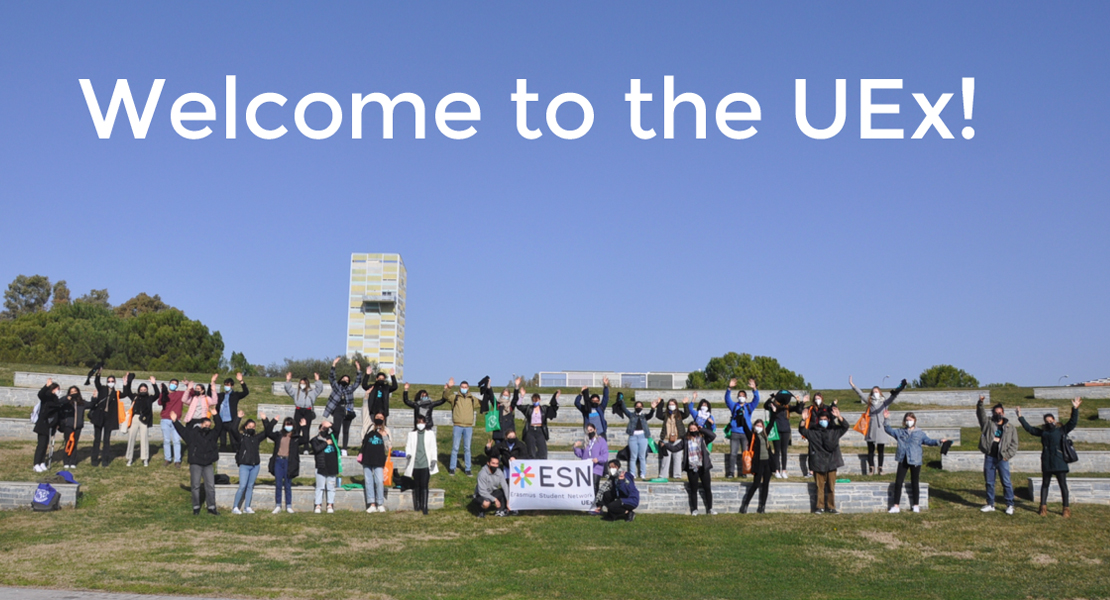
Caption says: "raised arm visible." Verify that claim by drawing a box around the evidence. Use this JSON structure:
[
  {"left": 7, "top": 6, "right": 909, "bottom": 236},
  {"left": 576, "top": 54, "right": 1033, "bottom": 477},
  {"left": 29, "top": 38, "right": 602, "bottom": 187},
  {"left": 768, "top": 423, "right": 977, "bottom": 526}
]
[
  {"left": 1018, "top": 416, "right": 1041, "bottom": 437},
  {"left": 1064, "top": 399, "right": 1081, "bottom": 434},
  {"left": 402, "top": 390, "right": 416, "bottom": 409},
  {"left": 849, "top": 375, "right": 868, "bottom": 403}
]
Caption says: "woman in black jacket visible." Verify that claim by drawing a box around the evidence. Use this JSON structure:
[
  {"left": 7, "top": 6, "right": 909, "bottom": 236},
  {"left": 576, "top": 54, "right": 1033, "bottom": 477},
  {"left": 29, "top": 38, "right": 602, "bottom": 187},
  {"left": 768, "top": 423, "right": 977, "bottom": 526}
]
[
  {"left": 57, "top": 385, "right": 86, "bottom": 469},
  {"left": 229, "top": 410, "right": 270, "bottom": 514},
  {"left": 33, "top": 380, "right": 63, "bottom": 472},
  {"left": 739, "top": 417, "right": 776, "bottom": 513},
  {"left": 654, "top": 398, "right": 688, "bottom": 479},
  {"left": 663, "top": 423, "right": 718, "bottom": 516},
  {"left": 123, "top": 373, "right": 161, "bottom": 467},
  {"left": 403, "top": 384, "right": 448, "bottom": 431},
  {"left": 1018, "top": 398, "right": 1081, "bottom": 518},
  {"left": 266, "top": 416, "right": 308, "bottom": 514},
  {"left": 89, "top": 370, "right": 123, "bottom": 467},
  {"left": 309, "top": 421, "right": 342, "bottom": 514},
  {"left": 763, "top": 390, "right": 802, "bottom": 479},
  {"left": 358, "top": 413, "right": 392, "bottom": 512}
]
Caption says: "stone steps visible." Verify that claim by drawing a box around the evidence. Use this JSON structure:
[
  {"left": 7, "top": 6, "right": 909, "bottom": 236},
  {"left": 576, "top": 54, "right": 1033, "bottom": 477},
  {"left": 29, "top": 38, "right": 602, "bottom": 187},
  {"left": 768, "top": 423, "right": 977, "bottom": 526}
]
[
  {"left": 942, "top": 451, "right": 1110, "bottom": 473},
  {"left": 0, "top": 387, "right": 41, "bottom": 407},
  {"left": 1026, "top": 477, "right": 1110, "bottom": 505},
  {"left": 1035, "top": 386, "right": 1110, "bottom": 400},
  {"left": 634, "top": 388, "right": 989, "bottom": 407},
  {"left": 634, "top": 480, "right": 929, "bottom": 513},
  {"left": 0, "top": 481, "right": 80, "bottom": 510},
  {"left": 545, "top": 450, "right": 878, "bottom": 478},
  {"left": 213, "top": 484, "right": 443, "bottom": 512}
]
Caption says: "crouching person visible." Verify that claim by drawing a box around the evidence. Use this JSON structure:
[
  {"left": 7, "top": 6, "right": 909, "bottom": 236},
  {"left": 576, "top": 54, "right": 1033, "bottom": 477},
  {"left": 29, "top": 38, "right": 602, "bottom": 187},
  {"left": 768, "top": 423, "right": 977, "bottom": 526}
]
[
  {"left": 600, "top": 459, "right": 639, "bottom": 522},
  {"left": 475, "top": 456, "right": 509, "bottom": 518},
  {"left": 309, "top": 421, "right": 341, "bottom": 514},
  {"left": 171, "top": 409, "right": 219, "bottom": 515}
]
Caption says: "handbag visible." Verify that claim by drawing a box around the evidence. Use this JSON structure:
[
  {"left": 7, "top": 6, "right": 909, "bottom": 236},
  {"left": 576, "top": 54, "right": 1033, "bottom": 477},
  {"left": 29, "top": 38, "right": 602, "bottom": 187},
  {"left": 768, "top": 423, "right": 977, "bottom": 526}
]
[
  {"left": 383, "top": 457, "right": 395, "bottom": 487},
  {"left": 1062, "top": 434, "right": 1079, "bottom": 464},
  {"left": 852, "top": 410, "right": 871, "bottom": 435},
  {"left": 766, "top": 422, "right": 780, "bottom": 442},
  {"left": 741, "top": 435, "right": 754, "bottom": 475},
  {"left": 484, "top": 410, "right": 501, "bottom": 432}
]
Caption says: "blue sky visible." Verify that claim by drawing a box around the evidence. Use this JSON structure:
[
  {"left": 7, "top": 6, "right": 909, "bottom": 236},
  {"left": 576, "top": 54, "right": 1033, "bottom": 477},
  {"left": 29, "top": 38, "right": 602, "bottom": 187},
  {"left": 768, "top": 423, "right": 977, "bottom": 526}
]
[{"left": 1, "top": 3, "right": 1107, "bottom": 387}]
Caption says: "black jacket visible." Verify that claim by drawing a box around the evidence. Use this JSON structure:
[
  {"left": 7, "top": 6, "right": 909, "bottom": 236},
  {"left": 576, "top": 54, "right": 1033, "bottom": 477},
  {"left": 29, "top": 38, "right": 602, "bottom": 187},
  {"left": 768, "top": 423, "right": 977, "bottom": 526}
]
[
  {"left": 309, "top": 434, "right": 342, "bottom": 476},
  {"left": 403, "top": 390, "right": 447, "bottom": 429},
  {"left": 57, "top": 391, "right": 87, "bottom": 433},
  {"left": 515, "top": 392, "right": 559, "bottom": 441},
  {"left": 799, "top": 418, "right": 849, "bottom": 473},
  {"left": 358, "top": 428, "right": 390, "bottom": 469},
  {"left": 229, "top": 426, "right": 268, "bottom": 467},
  {"left": 663, "top": 429, "right": 717, "bottom": 472},
  {"left": 34, "top": 386, "right": 63, "bottom": 435},
  {"left": 485, "top": 387, "right": 521, "bottom": 440},
  {"left": 265, "top": 419, "right": 308, "bottom": 478},
  {"left": 1020, "top": 407, "right": 1079, "bottom": 474},
  {"left": 486, "top": 437, "right": 528, "bottom": 462},
  {"left": 741, "top": 418, "right": 776, "bottom": 463},
  {"left": 764, "top": 392, "right": 802, "bottom": 440},
  {"left": 209, "top": 382, "right": 250, "bottom": 428},
  {"left": 361, "top": 374, "right": 398, "bottom": 417},
  {"left": 89, "top": 373, "right": 122, "bottom": 431},
  {"left": 123, "top": 374, "right": 161, "bottom": 427},
  {"left": 174, "top": 420, "right": 219, "bottom": 466},
  {"left": 654, "top": 404, "right": 688, "bottom": 443}
]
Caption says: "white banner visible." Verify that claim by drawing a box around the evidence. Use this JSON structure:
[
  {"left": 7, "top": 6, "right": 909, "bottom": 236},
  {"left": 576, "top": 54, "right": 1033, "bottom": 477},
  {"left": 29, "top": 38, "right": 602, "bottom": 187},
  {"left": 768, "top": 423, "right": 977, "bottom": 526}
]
[{"left": 507, "top": 459, "right": 596, "bottom": 511}]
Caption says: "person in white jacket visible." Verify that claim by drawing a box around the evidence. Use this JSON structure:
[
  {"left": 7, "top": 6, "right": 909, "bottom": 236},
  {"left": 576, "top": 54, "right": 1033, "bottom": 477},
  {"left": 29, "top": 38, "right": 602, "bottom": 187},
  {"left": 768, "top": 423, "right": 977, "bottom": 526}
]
[{"left": 404, "top": 415, "right": 438, "bottom": 515}]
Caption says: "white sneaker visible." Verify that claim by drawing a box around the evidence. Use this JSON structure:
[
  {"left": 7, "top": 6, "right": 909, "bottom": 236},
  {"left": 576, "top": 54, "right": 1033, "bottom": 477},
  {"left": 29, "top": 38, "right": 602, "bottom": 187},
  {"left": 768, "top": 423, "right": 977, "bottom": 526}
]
[
  {"left": 1005, "top": 505, "right": 1014, "bottom": 515},
  {"left": 231, "top": 508, "right": 242, "bottom": 515},
  {"left": 888, "top": 505, "right": 901, "bottom": 514},
  {"left": 981, "top": 505, "right": 995, "bottom": 513},
  {"left": 708, "top": 509, "right": 719, "bottom": 515},
  {"left": 326, "top": 506, "right": 334, "bottom": 514},
  {"left": 912, "top": 505, "right": 921, "bottom": 513},
  {"left": 244, "top": 507, "right": 255, "bottom": 514},
  {"left": 341, "top": 450, "right": 348, "bottom": 457},
  {"left": 286, "top": 507, "right": 295, "bottom": 514},
  {"left": 272, "top": 506, "right": 282, "bottom": 514},
  {"left": 126, "top": 462, "right": 133, "bottom": 467},
  {"left": 367, "top": 506, "right": 376, "bottom": 513},
  {"left": 378, "top": 505, "right": 387, "bottom": 513},
  {"left": 32, "top": 464, "right": 42, "bottom": 473},
  {"left": 691, "top": 510, "right": 699, "bottom": 516},
  {"left": 314, "top": 506, "right": 322, "bottom": 514}
]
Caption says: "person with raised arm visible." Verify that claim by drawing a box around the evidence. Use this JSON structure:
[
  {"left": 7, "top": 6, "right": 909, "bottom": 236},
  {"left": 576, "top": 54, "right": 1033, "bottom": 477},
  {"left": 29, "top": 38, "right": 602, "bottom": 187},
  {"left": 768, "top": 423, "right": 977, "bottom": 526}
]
[
  {"left": 798, "top": 405, "right": 849, "bottom": 514},
  {"left": 574, "top": 378, "right": 610, "bottom": 439},
  {"left": 516, "top": 386, "right": 558, "bottom": 460},
  {"left": 361, "top": 367, "right": 398, "bottom": 431},
  {"left": 618, "top": 397, "right": 653, "bottom": 480},
  {"left": 228, "top": 409, "right": 269, "bottom": 515},
  {"left": 482, "top": 377, "right": 519, "bottom": 442},
  {"left": 654, "top": 397, "right": 688, "bottom": 479},
  {"left": 212, "top": 372, "right": 249, "bottom": 452},
  {"left": 322, "top": 357, "right": 361, "bottom": 449},
  {"left": 1018, "top": 398, "right": 1082, "bottom": 518},
  {"left": 89, "top": 368, "right": 123, "bottom": 467},
  {"left": 358, "top": 412, "right": 392, "bottom": 513},
  {"left": 172, "top": 402, "right": 221, "bottom": 515},
  {"left": 599, "top": 459, "right": 639, "bottom": 521},
  {"left": 850, "top": 376, "right": 907, "bottom": 475},
  {"left": 724, "top": 378, "right": 759, "bottom": 478},
  {"left": 443, "top": 377, "right": 482, "bottom": 476},
  {"left": 883, "top": 409, "right": 949, "bottom": 514},
  {"left": 663, "top": 422, "right": 718, "bottom": 516},
  {"left": 183, "top": 375, "right": 219, "bottom": 424},
  {"left": 763, "top": 389, "right": 803, "bottom": 479},
  {"left": 284, "top": 371, "right": 323, "bottom": 439},
  {"left": 32, "top": 378, "right": 63, "bottom": 472},
  {"left": 122, "top": 373, "right": 161, "bottom": 467},
  {"left": 158, "top": 377, "right": 187, "bottom": 467},
  {"left": 574, "top": 423, "right": 609, "bottom": 514},
  {"left": 57, "top": 384, "right": 86, "bottom": 469},
  {"left": 403, "top": 382, "right": 447, "bottom": 431},
  {"left": 739, "top": 417, "right": 776, "bottom": 514},
  {"left": 976, "top": 394, "right": 1019, "bottom": 515},
  {"left": 308, "top": 420, "right": 342, "bottom": 514},
  {"left": 265, "top": 415, "right": 309, "bottom": 514}
]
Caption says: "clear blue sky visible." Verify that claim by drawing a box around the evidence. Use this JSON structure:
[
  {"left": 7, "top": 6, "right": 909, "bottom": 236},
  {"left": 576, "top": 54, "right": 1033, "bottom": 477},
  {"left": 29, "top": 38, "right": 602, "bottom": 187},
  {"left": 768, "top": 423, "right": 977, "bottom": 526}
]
[{"left": 2, "top": 2, "right": 1107, "bottom": 387}]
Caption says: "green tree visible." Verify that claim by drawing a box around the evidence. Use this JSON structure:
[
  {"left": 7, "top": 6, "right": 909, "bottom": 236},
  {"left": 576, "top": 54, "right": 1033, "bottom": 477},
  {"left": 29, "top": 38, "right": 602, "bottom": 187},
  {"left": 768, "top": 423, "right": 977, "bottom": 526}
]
[
  {"left": 2, "top": 274, "right": 52, "bottom": 319},
  {"left": 229, "top": 351, "right": 257, "bottom": 376},
  {"left": 913, "top": 364, "right": 980, "bottom": 389},
  {"left": 115, "top": 292, "right": 172, "bottom": 318},
  {"left": 76, "top": 288, "right": 111, "bottom": 308},
  {"left": 51, "top": 280, "right": 71, "bottom": 307},
  {"left": 686, "top": 352, "right": 808, "bottom": 390}
]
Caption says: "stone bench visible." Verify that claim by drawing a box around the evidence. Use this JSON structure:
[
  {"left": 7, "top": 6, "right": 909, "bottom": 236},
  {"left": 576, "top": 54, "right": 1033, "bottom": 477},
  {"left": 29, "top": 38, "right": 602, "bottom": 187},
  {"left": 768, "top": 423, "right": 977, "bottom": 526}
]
[
  {"left": 1034, "top": 386, "right": 1110, "bottom": 400},
  {"left": 1068, "top": 429, "right": 1110, "bottom": 445},
  {"left": 634, "top": 480, "right": 929, "bottom": 513},
  {"left": 1027, "top": 477, "right": 1110, "bottom": 505},
  {"left": 216, "top": 452, "right": 367, "bottom": 476},
  {"left": 634, "top": 389, "right": 989, "bottom": 407},
  {"left": 0, "top": 387, "right": 43, "bottom": 407},
  {"left": 0, "top": 481, "right": 80, "bottom": 510},
  {"left": 836, "top": 408, "right": 1057, "bottom": 428},
  {"left": 1100, "top": 408, "right": 1109, "bottom": 421},
  {"left": 942, "top": 451, "right": 1110, "bottom": 473},
  {"left": 213, "top": 484, "right": 443, "bottom": 512}
]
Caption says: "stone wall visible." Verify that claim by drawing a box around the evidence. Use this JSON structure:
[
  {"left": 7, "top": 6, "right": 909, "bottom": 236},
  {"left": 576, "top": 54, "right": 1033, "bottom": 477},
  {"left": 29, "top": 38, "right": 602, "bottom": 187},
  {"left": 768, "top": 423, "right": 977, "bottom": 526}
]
[
  {"left": 1026, "top": 477, "right": 1110, "bottom": 505},
  {"left": 1034, "top": 386, "right": 1110, "bottom": 400},
  {"left": 635, "top": 480, "right": 928, "bottom": 513},
  {"left": 1067, "top": 429, "right": 1110, "bottom": 444},
  {"left": 545, "top": 450, "right": 876, "bottom": 478},
  {"left": 214, "top": 484, "right": 443, "bottom": 512},
  {"left": 836, "top": 407, "right": 1057, "bottom": 428},
  {"left": 0, "top": 387, "right": 41, "bottom": 407},
  {"left": 0, "top": 482, "right": 80, "bottom": 510},
  {"left": 942, "top": 451, "right": 1110, "bottom": 473}
]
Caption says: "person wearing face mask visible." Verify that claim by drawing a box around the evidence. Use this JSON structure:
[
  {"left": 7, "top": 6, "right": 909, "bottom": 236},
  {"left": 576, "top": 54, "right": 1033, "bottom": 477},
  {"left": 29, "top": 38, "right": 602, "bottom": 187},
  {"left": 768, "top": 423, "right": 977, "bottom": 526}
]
[
  {"left": 265, "top": 416, "right": 309, "bottom": 514},
  {"left": 803, "top": 392, "right": 836, "bottom": 427},
  {"left": 474, "top": 456, "right": 509, "bottom": 517},
  {"left": 171, "top": 407, "right": 220, "bottom": 515},
  {"left": 481, "top": 376, "right": 519, "bottom": 442},
  {"left": 309, "top": 421, "right": 342, "bottom": 514},
  {"left": 159, "top": 378, "right": 186, "bottom": 467},
  {"left": 183, "top": 375, "right": 219, "bottom": 424},
  {"left": 1017, "top": 398, "right": 1082, "bottom": 518},
  {"left": 485, "top": 430, "right": 527, "bottom": 480},
  {"left": 739, "top": 418, "right": 776, "bottom": 513},
  {"left": 358, "top": 412, "right": 392, "bottom": 513},
  {"left": 850, "top": 376, "right": 907, "bottom": 476},
  {"left": 122, "top": 373, "right": 162, "bottom": 467},
  {"left": 574, "top": 378, "right": 611, "bottom": 439},
  {"left": 599, "top": 460, "right": 639, "bottom": 521},
  {"left": 228, "top": 411, "right": 269, "bottom": 515},
  {"left": 442, "top": 377, "right": 482, "bottom": 476},
  {"left": 515, "top": 389, "right": 559, "bottom": 460},
  {"left": 619, "top": 399, "right": 653, "bottom": 480},
  {"left": 724, "top": 378, "right": 759, "bottom": 479},
  {"left": 574, "top": 423, "right": 610, "bottom": 513},
  {"left": 88, "top": 368, "right": 124, "bottom": 467},
  {"left": 285, "top": 372, "right": 324, "bottom": 440},
  {"left": 686, "top": 394, "right": 716, "bottom": 434},
  {"left": 212, "top": 372, "right": 249, "bottom": 453},
  {"left": 663, "top": 423, "right": 718, "bottom": 516},
  {"left": 798, "top": 405, "right": 849, "bottom": 514},
  {"left": 32, "top": 380, "right": 63, "bottom": 472},
  {"left": 403, "top": 382, "right": 448, "bottom": 432},
  {"left": 322, "top": 358, "right": 361, "bottom": 450},
  {"left": 763, "top": 389, "right": 803, "bottom": 479},
  {"left": 361, "top": 367, "right": 398, "bottom": 431},
  {"left": 976, "top": 395, "right": 1020, "bottom": 515},
  {"left": 404, "top": 415, "right": 439, "bottom": 515},
  {"left": 57, "top": 385, "right": 87, "bottom": 469},
  {"left": 654, "top": 397, "right": 688, "bottom": 479},
  {"left": 883, "top": 410, "right": 948, "bottom": 513}
]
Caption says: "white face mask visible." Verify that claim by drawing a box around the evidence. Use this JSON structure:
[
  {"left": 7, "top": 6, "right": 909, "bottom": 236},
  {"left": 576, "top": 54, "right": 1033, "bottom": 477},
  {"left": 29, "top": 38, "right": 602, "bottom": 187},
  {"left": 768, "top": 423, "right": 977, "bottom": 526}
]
[
  {"left": 815, "top": 398, "right": 823, "bottom": 406},
  {"left": 872, "top": 392, "right": 881, "bottom": 400},
  {"left": 608, "top": 468, "right": 618, "bottom": 477},
  {"left": 668, "top": 404, "right": 677, "bottom": 411},
  {"left": 698, "top": 407, "right": 709, "bottom": 415},
  {"left": 416, "top": 423, "right": 426, "bottom": 431},
  {"left": 300, "top": 383, "right": 307, "bottom": 390},
  {"left": 107, "top": 382, "right": 116, "bottom": 389},
  {"left": 905, "top": 420, "right": 915, "bottom": 428},
  {"left": 754, "top": 426, "right": 764, "bottom": 434}
]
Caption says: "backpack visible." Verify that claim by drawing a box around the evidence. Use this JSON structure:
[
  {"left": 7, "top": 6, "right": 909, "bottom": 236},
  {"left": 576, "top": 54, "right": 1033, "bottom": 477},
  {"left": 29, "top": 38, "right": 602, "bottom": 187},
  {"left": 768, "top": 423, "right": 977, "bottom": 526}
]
[
  {"left": 30, "top": 401, "right": 41, "bottom": 424},
  {"left": 214, "top": 474, "right": 231, "bottom": 485},
  {"left": 32, "top": 483, "right": 60, "bottom": 511}
]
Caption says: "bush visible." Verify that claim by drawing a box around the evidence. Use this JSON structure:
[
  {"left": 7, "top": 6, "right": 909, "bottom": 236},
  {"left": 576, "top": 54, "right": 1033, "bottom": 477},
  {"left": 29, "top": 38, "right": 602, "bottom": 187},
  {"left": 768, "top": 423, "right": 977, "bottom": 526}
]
[
  {"left": 686, "top": 352, "right": 808, "bottom": 390},
  {"left": 913, "top": 364, "right": 980, "bottom": 389}
]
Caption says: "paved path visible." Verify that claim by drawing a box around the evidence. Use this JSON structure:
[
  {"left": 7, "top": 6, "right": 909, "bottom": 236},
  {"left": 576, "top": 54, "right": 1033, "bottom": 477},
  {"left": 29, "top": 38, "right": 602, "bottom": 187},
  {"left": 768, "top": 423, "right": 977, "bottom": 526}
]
[{"left": 0, "top": 588, "right": 234, "bottom": 600}]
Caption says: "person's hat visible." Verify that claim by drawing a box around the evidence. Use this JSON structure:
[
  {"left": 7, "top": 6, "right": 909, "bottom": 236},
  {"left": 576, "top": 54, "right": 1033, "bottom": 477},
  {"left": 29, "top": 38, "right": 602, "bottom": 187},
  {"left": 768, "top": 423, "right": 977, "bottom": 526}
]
[{"left": 56, "top": 470, "right": 78, "bottom": 485}]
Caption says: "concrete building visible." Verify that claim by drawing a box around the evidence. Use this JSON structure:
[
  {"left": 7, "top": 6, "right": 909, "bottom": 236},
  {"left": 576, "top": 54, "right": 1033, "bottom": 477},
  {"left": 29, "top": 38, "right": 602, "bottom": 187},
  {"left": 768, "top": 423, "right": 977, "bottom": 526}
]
[
  {"left": 538, "top": 371, "right": 690, "bottom": 390},
  {"left": 346, "top": 253, "right": 406, "bottom": 378}
]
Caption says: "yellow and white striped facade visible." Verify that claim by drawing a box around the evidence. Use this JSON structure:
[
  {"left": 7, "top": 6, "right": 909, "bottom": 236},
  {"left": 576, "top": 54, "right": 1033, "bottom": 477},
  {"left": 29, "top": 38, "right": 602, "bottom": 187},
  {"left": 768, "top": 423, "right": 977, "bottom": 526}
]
[{"left": 347, "top": 253, "right": 406, "bottom": 378}]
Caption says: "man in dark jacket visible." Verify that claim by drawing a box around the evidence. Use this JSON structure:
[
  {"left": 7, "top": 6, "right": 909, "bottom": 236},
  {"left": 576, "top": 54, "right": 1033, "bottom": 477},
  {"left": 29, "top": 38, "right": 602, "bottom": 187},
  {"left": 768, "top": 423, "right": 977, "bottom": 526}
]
[
  {"left": 171, "top": 411, "right": 220, "bottom": 515},
  {"left": 977, "top": 395, "right": 1019, "bottom": 515},
  {"left": 211, "top": 372, "right": 249, "bottom": 452},
  {"left": 600, "top": 459, "right": 639, "bottom": 522},
  {"left": 799, "top": 405, "right": 849, "bottom": 514},
  {"left": 89, "top": 369, "right": 122, "bottom": 467},
  {"left": 361, "top": 368, "right": 398, "bottom": 429},
  {"left": 515, "top": 390, "right": 559, "bottom": 460}
]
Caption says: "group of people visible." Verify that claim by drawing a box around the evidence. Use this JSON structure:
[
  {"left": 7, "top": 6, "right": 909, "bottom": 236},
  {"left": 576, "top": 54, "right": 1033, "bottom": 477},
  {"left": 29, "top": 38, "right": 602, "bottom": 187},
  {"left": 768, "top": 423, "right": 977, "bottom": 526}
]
[{"left": 29, "top": 365, "right": 1087, "bottom": 520}]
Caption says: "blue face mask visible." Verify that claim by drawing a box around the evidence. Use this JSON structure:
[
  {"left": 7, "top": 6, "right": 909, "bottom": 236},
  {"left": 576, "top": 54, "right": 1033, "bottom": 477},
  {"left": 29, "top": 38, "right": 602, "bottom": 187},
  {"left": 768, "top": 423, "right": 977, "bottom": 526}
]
[
  {"left": 818, "top": 419, "right": 829, "bottom": 429},
  {"left": 284, "top": 426, "right": 293, "bottom": 432},
  {"left": 168, "top": 383, "right": 178, "bottom": 391},
  {"left": 460, "top": 387, "right": 469, "bottom": 395},
  {"left": 223, "top": 385, "right": 231, "bottom": 392}
]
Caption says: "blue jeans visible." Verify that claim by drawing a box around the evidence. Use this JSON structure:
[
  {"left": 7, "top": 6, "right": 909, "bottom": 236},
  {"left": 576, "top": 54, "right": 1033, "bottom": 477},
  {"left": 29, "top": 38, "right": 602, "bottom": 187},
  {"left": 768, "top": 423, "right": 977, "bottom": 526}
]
[
  {"left": 364, "top": 466, "right": 385, "bottom": 506},
  {"left": 160, "top": 419, "right": 181, "bottom": 463},
  {"left": 274, "top": 457, "right": 293, "bottom": 506},
  {"left": 451, "top": 426, "right": 473, "bottom": 471},
  {"left": 984, "top": 455, "right": 1014, "bottom": 507},
  {"left": 628, "top": 434, "right": 649, "bottom": 479},
  {"left": 234, "top": 464, "right": 260, "bottom": 509}
]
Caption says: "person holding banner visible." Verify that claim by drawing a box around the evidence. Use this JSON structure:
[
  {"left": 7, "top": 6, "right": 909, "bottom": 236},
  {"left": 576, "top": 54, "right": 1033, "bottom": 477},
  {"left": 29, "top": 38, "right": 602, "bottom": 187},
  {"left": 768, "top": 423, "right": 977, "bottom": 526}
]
[
  {"left": 404, "top": 415, "right": 438, "bottom": 515},
  {"left": 575, "top": 380, "right": 610, "bottom": 439},
  {"left": 475, "top": 456, "right": 509, "bottom": 517},
  {"left": 798, "top": 405, "right": 849, "bottom": 514},
  {"left": 724, "top": 378, "right": 759, "bottom": 479},
  {"left": 618, "top": 399, "right": 653, "bottom": 480},
  {"left": 654, "top": 398, "right": 688, "bottom": 479},
  {"left": 57, "top": 385, "right": 86, "bottom": 469},
  {"left": 517, "top": 390, "right": 559, "bottom": 460},
  {"left": 574, "top": 423, "right": 609, "bottom": 513},
  {"left": 739, "top": 417, "right": 775, "bottom": 514},
  {"left": 664, "top": 423, "right": 717, "bottom": 516},
  {"left": 600, "top": 459, "right": 639, "bottom": 521}
]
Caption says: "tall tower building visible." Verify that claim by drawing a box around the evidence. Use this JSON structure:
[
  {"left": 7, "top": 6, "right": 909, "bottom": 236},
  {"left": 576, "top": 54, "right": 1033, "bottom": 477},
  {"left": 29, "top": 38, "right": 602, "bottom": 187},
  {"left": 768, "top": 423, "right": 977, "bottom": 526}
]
[{"left": 347, "top": 253, "right": 406, "bottom": 378}]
